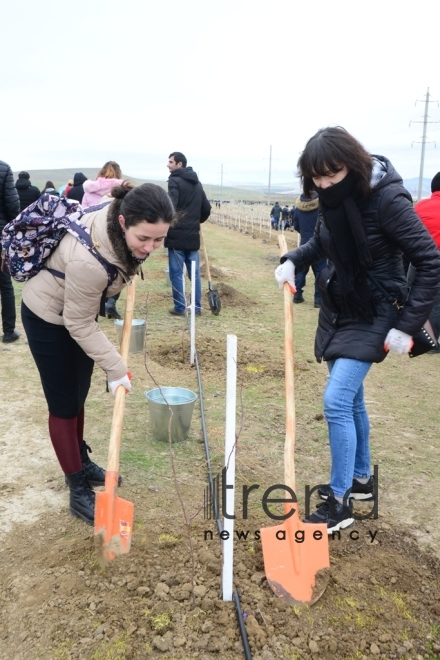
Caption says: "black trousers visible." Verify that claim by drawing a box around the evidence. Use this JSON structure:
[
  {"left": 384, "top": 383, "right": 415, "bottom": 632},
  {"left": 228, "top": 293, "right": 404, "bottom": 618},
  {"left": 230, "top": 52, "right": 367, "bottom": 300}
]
[
  {"left": 0, "top": 269, "right": 16, "bottom": 334},
  {"left": 21, "top": 302, "right": 94, "bottom": 418}
]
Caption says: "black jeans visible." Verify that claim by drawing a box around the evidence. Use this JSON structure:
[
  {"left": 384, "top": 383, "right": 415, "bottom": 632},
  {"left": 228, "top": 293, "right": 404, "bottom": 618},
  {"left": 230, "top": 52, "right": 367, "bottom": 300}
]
[
  {"left": 0, "top": 269, "right": 16, "bottom": 334},
  {"left": 21, "top": 302, "right": 94, "bottom": 418}
]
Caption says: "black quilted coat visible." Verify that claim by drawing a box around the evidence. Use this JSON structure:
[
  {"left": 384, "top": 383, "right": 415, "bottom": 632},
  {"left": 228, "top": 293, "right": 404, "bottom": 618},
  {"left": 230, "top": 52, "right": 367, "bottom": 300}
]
[
  {"left": 281, "top": 156, "right": 440, "bottom": 363},
  {"left": 0, "top": 160, "right": 20, "bottom": 231}
]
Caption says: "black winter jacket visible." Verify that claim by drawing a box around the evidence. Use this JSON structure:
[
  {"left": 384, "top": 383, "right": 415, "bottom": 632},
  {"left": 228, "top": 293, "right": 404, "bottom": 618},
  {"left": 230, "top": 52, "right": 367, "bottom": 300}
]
[
  {"left": 165, "top": 167, "right": 211, "bottom": 251},
  {"left": 271, "top": 203, "right": 282, "bottom": 219},
  {"left": 281, "top": 156, "right": 440, "bottom": 363},
  {"left": 15, "top": 178, "right": 40, "bottom": 212},
  {"left": 67, "top": 172, "right": 87, "bottom": 203},
  {"left": 0, "top": 161, "right": 20, "bottom": 231},
  {"left": 292, "top": 194, "right": 319, "bottom": 244}
]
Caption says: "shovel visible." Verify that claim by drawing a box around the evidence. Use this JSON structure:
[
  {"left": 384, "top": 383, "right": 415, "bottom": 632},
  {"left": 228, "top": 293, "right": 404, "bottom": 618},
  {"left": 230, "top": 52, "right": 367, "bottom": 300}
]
[
  {"left": 201, "top": 230, "right": 221, "bottom": 315},
  {"left": 94, "top": 279, "right": 136, "bottom": 566},
  {"left": 260, "top": 235, "right": 330, "bottom": 605}
]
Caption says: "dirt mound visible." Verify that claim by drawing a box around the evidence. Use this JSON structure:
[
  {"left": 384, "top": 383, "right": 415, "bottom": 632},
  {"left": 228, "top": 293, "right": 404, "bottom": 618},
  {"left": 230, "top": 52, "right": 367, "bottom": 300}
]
[
  {"left": 214, "top": 283, "right": 253, "bottom": 308},
  {"left": 149, "top": 336, "right": 288, "bottom": 378},
  {"left": 1, "top": 513, "right": 440, "bottom": 659},
  {"left": 200, "top": 262, "right": 230, "bottom": 280}
]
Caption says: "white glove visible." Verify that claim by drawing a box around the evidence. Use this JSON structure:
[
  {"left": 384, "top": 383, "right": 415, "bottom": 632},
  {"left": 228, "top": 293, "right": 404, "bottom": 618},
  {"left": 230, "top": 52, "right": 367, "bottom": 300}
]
[
  {"left": 108, "top": 373, "right": 132, "bottom": 396},
  {"left": 384, "top": 328, "right": 414, "bottom": 355},
  {"left": 274, "top": 260, "right": 296, "bottom": 294}
]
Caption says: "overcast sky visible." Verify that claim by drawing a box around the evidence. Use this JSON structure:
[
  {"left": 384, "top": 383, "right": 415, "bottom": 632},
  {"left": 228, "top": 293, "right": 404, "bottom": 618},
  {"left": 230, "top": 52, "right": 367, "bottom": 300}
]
[{"left": 1, "top": 0, "right": 439, "bottom": 188}]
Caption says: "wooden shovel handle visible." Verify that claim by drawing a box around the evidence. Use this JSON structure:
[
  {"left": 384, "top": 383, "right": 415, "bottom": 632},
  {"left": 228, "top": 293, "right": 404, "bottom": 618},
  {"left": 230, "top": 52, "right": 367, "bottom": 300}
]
[
  {"left": 107, "top": 278, "right": 136, "bottom": 474},
  {"left": 200, "top": 230, "right": 212, "bottom": 282},
  {"left": 278, "top": 236, "right": 296, "bottom": 492}
]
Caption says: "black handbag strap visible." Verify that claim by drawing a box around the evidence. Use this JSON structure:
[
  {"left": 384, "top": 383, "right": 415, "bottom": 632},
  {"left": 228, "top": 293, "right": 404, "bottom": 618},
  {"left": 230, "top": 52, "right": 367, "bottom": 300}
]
[{"left": 367, "top": 272, "right": 403, "bottom": 311}]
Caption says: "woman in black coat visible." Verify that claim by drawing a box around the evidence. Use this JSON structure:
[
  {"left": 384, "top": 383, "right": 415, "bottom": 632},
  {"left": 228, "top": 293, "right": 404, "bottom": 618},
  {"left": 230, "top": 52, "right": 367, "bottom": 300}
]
[{"left": 275, "top": 126, "right": 440, "bottom": 533}]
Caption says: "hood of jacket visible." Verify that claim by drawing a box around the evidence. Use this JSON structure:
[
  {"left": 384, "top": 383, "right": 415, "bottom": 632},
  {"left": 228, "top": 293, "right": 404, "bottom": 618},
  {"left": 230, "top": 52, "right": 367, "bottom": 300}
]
[
  {"left": 169, "top": 166, "right": 199, "bottom": 185},
  {"left": 370, "top": 155, "right": 404, "bottom": 192},
  {"left": 15, "top": 178, "right": 32, "bottom": 190},
  {"left": 73, "top": 172, "right": 87, "bottom": 186},
  {"left": 295, "top": 194, "right": 319, "bottom": 212}
]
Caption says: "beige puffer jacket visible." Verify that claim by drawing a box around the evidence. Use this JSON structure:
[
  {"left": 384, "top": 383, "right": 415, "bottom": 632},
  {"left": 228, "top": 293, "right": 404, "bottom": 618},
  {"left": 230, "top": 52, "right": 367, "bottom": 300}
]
[{"left": 22, "top": 204, "right": 131, "bottom": 381}]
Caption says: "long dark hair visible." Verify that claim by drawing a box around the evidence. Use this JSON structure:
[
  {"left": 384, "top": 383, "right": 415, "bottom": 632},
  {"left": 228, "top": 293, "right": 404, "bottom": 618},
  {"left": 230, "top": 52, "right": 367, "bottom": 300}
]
[
  {"left": 109, "top": 181, "right": 175, "bottom": 227},
  {"left": 298, "top": 126, "right": 373, "bottom": 199}
]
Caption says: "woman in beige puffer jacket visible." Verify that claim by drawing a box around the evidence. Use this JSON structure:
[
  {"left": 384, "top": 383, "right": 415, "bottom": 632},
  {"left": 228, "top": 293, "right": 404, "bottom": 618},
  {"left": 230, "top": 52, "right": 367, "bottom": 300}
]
[{"left": 21, "top": 182, "right": 175, "bottom": 526}]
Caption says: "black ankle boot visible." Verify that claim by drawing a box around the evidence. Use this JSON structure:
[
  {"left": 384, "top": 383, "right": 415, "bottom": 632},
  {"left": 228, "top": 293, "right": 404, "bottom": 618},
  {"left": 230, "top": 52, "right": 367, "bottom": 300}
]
[
  {"left": 105, "top": 297, "right": 121, "bottom": 320},
  {"left": 65, "top": 469, "right": 95, "bottom": 525},
  {"left": 79, "top": 441, "right": 122, "bottom": 487}
]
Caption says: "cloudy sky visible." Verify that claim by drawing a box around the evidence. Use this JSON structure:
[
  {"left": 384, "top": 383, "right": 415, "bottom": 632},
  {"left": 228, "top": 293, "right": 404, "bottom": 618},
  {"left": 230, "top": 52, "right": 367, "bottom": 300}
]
[{"left": 1, "top": 0, "right": 439, "bottom": 188}]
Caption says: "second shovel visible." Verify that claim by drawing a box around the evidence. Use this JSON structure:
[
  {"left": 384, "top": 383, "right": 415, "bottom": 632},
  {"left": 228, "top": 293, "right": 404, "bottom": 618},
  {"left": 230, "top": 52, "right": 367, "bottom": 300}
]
[{"left": 201, "top": 230, "right": 221, "bottom": 315}]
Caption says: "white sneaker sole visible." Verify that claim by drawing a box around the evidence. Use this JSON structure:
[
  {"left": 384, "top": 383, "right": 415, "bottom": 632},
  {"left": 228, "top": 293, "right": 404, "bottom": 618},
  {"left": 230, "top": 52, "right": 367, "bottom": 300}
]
[{"left": 327, "top": 517, "right": 355, "bottom": 534}]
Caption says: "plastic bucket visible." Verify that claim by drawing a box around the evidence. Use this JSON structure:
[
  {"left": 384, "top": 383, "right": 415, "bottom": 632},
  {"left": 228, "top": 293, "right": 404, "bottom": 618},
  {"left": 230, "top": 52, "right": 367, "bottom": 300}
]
[
  {"left": 114, "top": 319, "right": 146, "bottom": 354},
  {"left": 145, "top": 387, "right": 197, "bottom": 443},
  {"left": 164, "top": 268, "right": 171, "bottom": 287}
]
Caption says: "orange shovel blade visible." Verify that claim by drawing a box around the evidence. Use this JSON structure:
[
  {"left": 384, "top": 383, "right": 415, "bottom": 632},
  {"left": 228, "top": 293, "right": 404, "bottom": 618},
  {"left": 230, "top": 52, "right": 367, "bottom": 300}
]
[
  {"left": 260, "top": 517, "right": 330, "bottom": 605},
  {"left": 94, "top": 472, "right": 134, "bottom": 566}
]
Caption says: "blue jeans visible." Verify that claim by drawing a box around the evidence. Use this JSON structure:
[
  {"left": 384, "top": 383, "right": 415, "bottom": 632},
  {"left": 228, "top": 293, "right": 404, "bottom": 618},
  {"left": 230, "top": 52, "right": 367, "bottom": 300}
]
[
  {"left": 295, "top": 258, "right": 326, "bottom": 303},
  {"left": 168, "top": 249, "right": 201, "bottom": 313},
  {"left": 324, "top": 358, "right": 372, "bottom": 498}
]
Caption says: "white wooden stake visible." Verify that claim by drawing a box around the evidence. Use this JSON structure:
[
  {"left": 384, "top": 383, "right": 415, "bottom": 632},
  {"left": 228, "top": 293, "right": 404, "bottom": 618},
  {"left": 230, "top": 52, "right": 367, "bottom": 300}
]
[
  {"left": 222, "top": 334, "right": 237, "bottom": 601},
  {"left": 190, "top": 260, "right": 196, "bottom": 365}
]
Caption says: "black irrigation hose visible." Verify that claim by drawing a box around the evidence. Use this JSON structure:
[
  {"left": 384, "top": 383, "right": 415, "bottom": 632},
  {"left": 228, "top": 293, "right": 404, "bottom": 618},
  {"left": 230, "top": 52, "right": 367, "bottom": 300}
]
[{"left": 188, "top": 315, "right": 252, "bottom": 660}]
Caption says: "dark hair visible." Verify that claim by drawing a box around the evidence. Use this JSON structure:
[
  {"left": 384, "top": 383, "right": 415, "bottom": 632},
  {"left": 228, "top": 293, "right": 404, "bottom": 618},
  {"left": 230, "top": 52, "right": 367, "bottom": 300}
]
[
  {"left": 298, "top": 126, "right": 373, "bottom": 198},
  {"left": 97, "top": 160, "right": 122, "bottom": 179},
  {"left": 18, "top": 171, "right": 30, "bottom": 180},
  {"left": 42, "top": 180, "right": 56, "bottom": 193},
  {"left": 431, "top": 172, "right": 440, "bottom": 193},
  {"left": 110, "top": 181, "right": 175, "bottom": 227},
  {"left": 169, "top": 151, "right": 187, "bottom": 168}
]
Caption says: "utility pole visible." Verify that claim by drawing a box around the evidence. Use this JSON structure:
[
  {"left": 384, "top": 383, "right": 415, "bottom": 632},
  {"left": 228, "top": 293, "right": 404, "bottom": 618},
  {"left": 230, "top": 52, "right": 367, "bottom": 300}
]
[
  {"left": 220, "top": 163, "right": 223, "bottom": 203},
  {"left": 410, "top": 87, "right": 439, "bottom": 201},
  {"left": 268, "top": 145, "right": 272, "bottom": 206}
]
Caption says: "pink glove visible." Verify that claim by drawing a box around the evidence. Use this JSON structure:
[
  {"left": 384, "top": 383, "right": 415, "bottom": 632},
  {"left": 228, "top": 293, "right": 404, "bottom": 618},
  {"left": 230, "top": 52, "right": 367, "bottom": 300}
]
[
  {"left": 384, "top": 329, "right": 414, "bottom": 355},
  {"left": 274, "top": 260, "right": 296, "bottom": 294}
]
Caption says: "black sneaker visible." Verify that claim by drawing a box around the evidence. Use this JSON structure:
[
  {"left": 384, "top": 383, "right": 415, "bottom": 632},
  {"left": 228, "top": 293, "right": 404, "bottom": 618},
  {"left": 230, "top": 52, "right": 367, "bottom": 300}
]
[
  {"left": 168, "top": 308, "right": 185, "bottom": 316},
  {"left": 2, "top": 330, "right": 20, "bottom": 343},
  {"left": 318, "top": 475, "right": 375, "bottom": 502},
  {"left": 293, "top": 296, "right": 305, "bottom": 304},
  {"left": 304, "top": 496, "right": 354, "bottom": 534},
  {"left": 314, "top": 301, "right": 321, "bottom": 309}
]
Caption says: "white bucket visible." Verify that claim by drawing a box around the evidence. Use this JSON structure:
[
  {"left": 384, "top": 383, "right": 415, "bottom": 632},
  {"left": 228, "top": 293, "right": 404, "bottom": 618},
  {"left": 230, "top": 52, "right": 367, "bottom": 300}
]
[{"left": 114, "top": 319, "right": 146, "bottom": 354}]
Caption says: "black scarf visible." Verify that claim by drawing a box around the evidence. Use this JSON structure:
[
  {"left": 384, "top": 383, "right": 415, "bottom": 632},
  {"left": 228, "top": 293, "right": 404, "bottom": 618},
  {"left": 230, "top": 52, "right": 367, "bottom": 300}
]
[{"left": 315, "top": 171, "right": 375, "bottom": 322}]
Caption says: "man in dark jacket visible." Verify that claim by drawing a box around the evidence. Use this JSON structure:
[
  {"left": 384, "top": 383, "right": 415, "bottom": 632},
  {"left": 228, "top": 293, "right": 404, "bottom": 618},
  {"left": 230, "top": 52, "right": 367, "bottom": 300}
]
[
  {"left": 0, "top": 160, "right": 21, "bottom": 342},
  {"left": 270, "top": 202, "right": 282, "bottom": 230},
  {"left": 67, "top": 172, "right": 87, "bottom": 203},
  {"left": 292, "top": 192, "right": 326, "bottom": 307},
  {"left": 165, "top": 152, "right": 211, "bottom": 315},
  {"left": 15, "top": 171, "right": 40, "bottom": 211}
]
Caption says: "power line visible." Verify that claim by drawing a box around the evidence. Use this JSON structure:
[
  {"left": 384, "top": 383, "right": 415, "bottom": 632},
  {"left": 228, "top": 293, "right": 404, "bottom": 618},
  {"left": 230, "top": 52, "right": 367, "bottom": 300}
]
[{"left": 410, "top": 87, "right": 439, "bottom": 200}]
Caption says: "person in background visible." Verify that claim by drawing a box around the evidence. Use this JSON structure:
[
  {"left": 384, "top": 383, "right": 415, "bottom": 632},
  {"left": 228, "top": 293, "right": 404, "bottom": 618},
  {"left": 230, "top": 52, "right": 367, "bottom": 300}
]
[
  {"left": 165, "top": 151, "right": 211, "bottom": 316},
  {"left": 62, "top": 179, "right": 73, "bottom": 197},
  {"left": 21, "top": 183, "right": 174, "bottom": 526},
  {"left": 275, "top": 126, "right": 440, "bottom": 533},
  {"left": 67, "top": 172, "right": 87, "bottom": 203},
  {"left": 41, "top": 181, "right": 60, "bottom": 197},
  {"left": 292, "top": 191, "right": 326, "bottom": 308},
  {"left": 270, "top": 201, "right": 282, "bottom": 230},
  {"left": 15, "top": 171, "right": 40, "bottom": 211},
  {"left": 413, "top": 171, "right": 440, "bottom": 350},
  {"left": 280, "top": 204, "right": 290, "bottom": 230},
  {"left": 82, "top": 161, "right": 125, "bottom": 319},
  {"left": 0, "top": 159, "right": 21, "bottom": 343},
  {"left": 82, "top": 161, "right": 124, "bottom": 208}
]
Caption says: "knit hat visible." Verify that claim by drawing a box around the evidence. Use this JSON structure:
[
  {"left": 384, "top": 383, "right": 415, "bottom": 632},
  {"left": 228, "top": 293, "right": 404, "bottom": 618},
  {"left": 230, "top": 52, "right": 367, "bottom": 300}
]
[
  {"left": 431, "top": 172, "right": 440, "bottom": 193},
  {"left": 18, "top": 171, "right": 30, "bottom": 180}
]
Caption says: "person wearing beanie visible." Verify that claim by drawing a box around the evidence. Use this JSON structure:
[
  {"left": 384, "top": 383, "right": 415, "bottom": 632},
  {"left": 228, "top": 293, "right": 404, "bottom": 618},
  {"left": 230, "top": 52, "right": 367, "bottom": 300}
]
[
  {"left": 15, "top": 171, "right": 41, "bottom": 211},
  {"left": 66, "top": 172, "right": 88, "bottom": 203},
  {"left": 413, "top": 172, "right": 440, "bottom": 347},
  {"left": 0, "top": 159, "right": 21, "bottom": 343}
]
